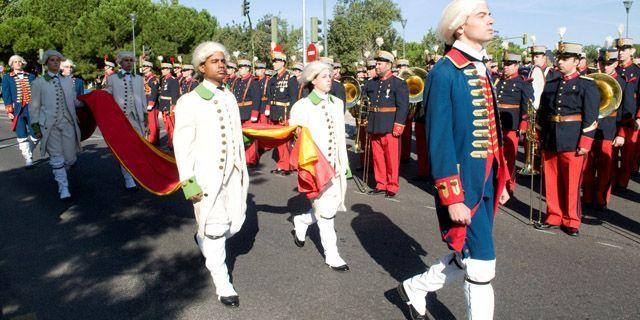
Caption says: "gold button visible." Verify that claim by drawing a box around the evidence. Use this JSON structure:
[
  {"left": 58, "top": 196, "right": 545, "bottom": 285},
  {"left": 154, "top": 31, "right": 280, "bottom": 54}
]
[
  {"left": 222, "top": 133, "right": 226, "bottom": 137},
  {"left": 222, "top": 141, "right": 227, "bottom": 145},
  {"left": 219, "top": 166, "right": 224, "bottom": 169}
]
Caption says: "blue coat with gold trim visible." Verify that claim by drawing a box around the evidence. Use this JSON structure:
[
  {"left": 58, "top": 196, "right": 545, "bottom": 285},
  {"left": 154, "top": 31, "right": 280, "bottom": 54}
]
[{"left": 424, "top": 48, "right": 510, "bottom": 255}]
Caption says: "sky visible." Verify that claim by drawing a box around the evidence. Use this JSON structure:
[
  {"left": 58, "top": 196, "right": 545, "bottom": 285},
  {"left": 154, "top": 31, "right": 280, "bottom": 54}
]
[{"left": 182, "top": 0, "right": 640, "bottom": 47}]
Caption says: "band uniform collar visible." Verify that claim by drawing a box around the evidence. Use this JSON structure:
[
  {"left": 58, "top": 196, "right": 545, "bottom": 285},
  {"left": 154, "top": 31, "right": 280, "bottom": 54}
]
[{"left": 562, "top": 71, "right": 580, "bottom": 81}]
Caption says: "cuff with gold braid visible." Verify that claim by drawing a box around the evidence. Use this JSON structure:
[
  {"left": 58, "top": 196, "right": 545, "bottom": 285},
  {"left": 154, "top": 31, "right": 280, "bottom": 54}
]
[
  {"left": 435, "top": 174, "right": 465, "bottom": 206},
  {"left": 392, "top": 123, "right": 405, "bottom": 136},
  {"left": 578, "top": 135, "right": 593, "bottom": 151},
  {"left": 181, "top": 176, "right": 202, "bottom": 200}
]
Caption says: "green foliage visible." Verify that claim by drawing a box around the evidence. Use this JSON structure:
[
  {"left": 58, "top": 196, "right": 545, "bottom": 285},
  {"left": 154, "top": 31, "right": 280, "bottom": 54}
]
[
  {"left": 328, "top": 0, "right": 402, "bottom": 73},
  {"left": 0, "top": 0, "right": 217, "bottom": 79},
  {"left": 214, "top": 14, "right": 302, "bottom": 67}
]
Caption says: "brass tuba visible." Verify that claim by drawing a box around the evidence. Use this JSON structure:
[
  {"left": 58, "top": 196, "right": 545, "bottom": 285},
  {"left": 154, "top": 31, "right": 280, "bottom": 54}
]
[
  {"left": 399, "top": 67, "right": 428, "bottom": 118},
  {"left": 343, "top": 76, "right": 362, "bottom": 117},
  {"left": 585, "top": 73, "right": 622, "bottom": 118}
]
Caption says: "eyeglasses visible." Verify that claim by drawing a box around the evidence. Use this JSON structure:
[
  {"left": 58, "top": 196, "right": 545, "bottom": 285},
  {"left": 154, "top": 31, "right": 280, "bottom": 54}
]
[{"left": 367, "top": 66, "right": 375, "bottom": 70}]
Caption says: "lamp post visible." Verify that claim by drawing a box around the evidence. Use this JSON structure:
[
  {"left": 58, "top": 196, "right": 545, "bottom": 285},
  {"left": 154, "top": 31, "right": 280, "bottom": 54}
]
[
  {"left": 129, "top": 13, "right": 137, "bottom": 72},
  {"left": 624, "top": 0, "right": 634, "bottom": 37},
  {"left": 400, "top": 18, "right": 407, "bottom": 58}
]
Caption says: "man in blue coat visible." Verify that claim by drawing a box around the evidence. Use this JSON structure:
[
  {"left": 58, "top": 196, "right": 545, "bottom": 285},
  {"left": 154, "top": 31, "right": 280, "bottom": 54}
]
[
  {"left": 2, "top": 54, "right": 38, "bottom": 168},
  {"left": 396, "top": 1, "right": 510, "bottom": 319}
]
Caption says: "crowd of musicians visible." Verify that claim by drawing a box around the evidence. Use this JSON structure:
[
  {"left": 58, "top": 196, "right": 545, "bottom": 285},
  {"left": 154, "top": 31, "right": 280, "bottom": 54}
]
[{"left": 1, "top": 0, "right": 639, "bottom": 318}]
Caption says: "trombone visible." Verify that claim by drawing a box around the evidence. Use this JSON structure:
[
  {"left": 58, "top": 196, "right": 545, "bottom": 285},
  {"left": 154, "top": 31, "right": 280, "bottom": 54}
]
[{"left": 342, "top": 75, "right": 371, "bottom": 193}]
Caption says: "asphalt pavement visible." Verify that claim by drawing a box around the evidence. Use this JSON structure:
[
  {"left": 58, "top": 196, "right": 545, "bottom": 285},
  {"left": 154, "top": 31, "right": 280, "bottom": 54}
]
[{"left": 1, "top": 107, "right": 639, "bottom": 320}]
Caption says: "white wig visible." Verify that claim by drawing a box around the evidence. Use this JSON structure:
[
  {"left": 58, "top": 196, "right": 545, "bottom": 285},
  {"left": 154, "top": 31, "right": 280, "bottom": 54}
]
[
  {"left": 116, "top": 51, "right": 135, "bottom": 65},
  {"left": 41, "top": 50, "right": 65, "bottom": 64},
  {"left": 191, "top": 41, "right": 230, "bottom": 68},
  {"left": 298, "top": 61, "right": 332, "bottom": 87},
  {"left": 8, "top": 55, "right": 27, "bottom": 68},
  {"left": 437, "top": 0, "right": 487, "bottom": 45},
  {"left": 61, "top": 59, "right": 76, "bottom": 68}
]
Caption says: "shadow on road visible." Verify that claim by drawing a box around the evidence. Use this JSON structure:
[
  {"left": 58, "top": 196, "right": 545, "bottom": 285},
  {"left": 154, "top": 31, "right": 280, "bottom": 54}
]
[{"left": 0, "top": 144, "right": 209, "bottom": 319}]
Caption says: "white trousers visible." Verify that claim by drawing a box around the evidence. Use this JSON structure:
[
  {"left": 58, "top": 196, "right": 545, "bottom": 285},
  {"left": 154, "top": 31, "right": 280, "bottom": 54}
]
[
  {"left": 46, "top": 120, "right": 77, "bottom": 168},
  {"left": 293, "top": 209, "right": 346, "bottom": 268},
  {"left": 194, "top": 226, "right": 236, "bottom": 297},
  {"left": 193, "top": 170, "right": 245, "bottom": 297},
  {"left": 403, "top": 253, "right": 496, "bottom": 319},
  {"left": 17, "top": 137, "right": 34, "bottom": 162}
]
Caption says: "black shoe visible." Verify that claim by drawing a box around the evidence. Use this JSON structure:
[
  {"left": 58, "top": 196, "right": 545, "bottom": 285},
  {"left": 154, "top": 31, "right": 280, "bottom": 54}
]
[
  {"left": 281, "top": 170, "right": 291, "bottom": 176},
  {"left": 329, "top": 264, "right": 350, "bottom": 272},
  {"left": 367, "top": 189, "right": 386, "bottom": 196},
  {"left": 561, "top": 226, "right": 580, "bottom": 237},
  {"left": 397, "top": 283, "right": 428, "bottom": 320},
  {"left": 533, "top": 222, "right": 559, "bottom": 230},
  {"left": 291, "top": 230, "right": 304, "bottom": 248},
  {"left": 193, "top": 233, "right": 199, "bottom": 246},
  {"left": 270, "top": 168, "right": 282, "bottom": 174},
  {"left": 385, "top": 191, "right": 396, "bottom": 198},
  {"left": 219, "top": 295, "right": 240, "bottom": 308}
]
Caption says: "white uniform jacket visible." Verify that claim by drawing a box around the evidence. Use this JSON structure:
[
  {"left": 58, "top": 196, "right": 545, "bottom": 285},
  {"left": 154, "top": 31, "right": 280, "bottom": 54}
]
[
  {"left": 104, "top": 71, "right": 146, "bottom": 133},
  {"left": 29, "top": 73, "right": 82, "bottom": 155},
  {"left": 173, "top": 80, "right": 249, "bottom": 235},
  {"left": 289, "top": 89, "right": 349, "bottom": 214}
]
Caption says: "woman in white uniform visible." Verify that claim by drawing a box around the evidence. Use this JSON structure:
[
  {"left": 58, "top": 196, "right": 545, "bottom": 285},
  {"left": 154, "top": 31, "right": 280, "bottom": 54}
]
[
  {"left": 289, "top": 61, "right": 350, "bottom": 272},
  {"left": 173, "top": 41, "right": 249, "bottom": 308},
  {"left": 29, "top": 50, "right": 83, "bottom": 200}
]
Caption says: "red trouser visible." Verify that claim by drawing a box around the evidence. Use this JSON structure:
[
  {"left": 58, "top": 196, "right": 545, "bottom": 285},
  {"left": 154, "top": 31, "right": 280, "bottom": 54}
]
[
  {"left": 270, "top": 119, "right": 291, "bottom": 171},
  {"left": 243, "top": 119, "right": 259, "bottom": 165},
  {"left": 502, "top": 130, "right": 519, "bottom": 193},
  {"left": 542, "top": 150, "right": 586, "bottom": 229},
  {"left": 414, "top": 122, "right": 429, "bottom": 177},
  {"left": 615, "top": 127, "right": 638, "bottom": 188},
  {"left": 400, "top": 115, "right": 414, "bottom": 161},
  {"left": 583, "top": 139, "right": 614, "bottom": 206},
  {"left": 146, "top": 109, "right": 160, "bottom": 144},
  {"left": 161, "top": 111, "right": 175, "bottom": 149},
  {"left": 371, "top": 133, "right": 400, "bottom": 193}
]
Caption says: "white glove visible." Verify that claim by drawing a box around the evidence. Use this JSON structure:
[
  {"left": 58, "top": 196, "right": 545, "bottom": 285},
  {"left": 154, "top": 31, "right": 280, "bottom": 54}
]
[{"left": 146, "top": 105, "right": 154, "bottom": 111}]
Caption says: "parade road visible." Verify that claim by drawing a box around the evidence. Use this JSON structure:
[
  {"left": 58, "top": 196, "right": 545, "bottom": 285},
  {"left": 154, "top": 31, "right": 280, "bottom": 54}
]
[{"left": 1, "top": 109, "right": 639, "bottom": 319}]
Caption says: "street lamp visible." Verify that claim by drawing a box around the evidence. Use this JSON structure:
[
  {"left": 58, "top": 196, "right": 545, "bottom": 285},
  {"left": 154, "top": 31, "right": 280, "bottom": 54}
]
[
  {"left": 129, "top": 13, "right": 137, "bottom": 72},
  {"left": 624, "top": 0, "right": 633, "bottom": 37},
  {"left": 400, "top": 18, "right": 407, "bottom": 58}
]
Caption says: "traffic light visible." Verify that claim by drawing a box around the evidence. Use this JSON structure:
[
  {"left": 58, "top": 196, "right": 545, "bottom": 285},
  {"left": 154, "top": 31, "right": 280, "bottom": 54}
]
[
  {"left": 523, "top": 33, "right": 528, "bottom": 45},
  {"left": 265, "top": 17, "right": 278, "bottom": 43},
  {"left": 241, "top": 0, "right": 250, "bottom": 16},
  {"left": 311, "top": 17, "right": 322, "bottom": 43}
]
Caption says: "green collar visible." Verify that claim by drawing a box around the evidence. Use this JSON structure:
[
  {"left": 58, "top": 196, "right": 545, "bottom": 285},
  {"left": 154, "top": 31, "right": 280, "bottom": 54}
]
[
  {"left": 308, "top": 90, "right": 334, "bottom": 105},
  {"left": 194, "top": 83, "right": 216, "bottom": 100},
  {"left": 43, "top": 72, "right": 60, "bottom": 82},
  {"left": 117, "top": 70, "right": 133, "bottom": 79}
]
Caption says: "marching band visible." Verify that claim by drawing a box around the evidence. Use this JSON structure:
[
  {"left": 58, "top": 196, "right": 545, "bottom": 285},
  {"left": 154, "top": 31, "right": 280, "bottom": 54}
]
[{"left": 2, "top": 0, "right": 640, "bottom": 318}]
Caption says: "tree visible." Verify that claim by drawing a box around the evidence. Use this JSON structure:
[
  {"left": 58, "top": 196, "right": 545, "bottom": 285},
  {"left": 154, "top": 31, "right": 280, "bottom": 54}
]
[
  {"left": 0, "top": 0, "right": 218, "bottom": 79},
  {"left": 328, "top": 0, "right": 402, "bottom": 73},
  {"left": 214, "top": 14, "right": 302, "bottom": 67}
]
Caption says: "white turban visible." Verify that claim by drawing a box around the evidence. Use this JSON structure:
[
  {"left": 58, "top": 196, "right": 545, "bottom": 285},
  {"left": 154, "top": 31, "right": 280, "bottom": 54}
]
[{"left": 437, "top": 0, "right": 487, "bottom": 45}]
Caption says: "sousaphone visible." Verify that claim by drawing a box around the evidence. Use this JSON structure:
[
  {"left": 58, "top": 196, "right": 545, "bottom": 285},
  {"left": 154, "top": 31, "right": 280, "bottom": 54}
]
[{"left": 586, "top": 73, "right": 622, "bottom": 119}]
